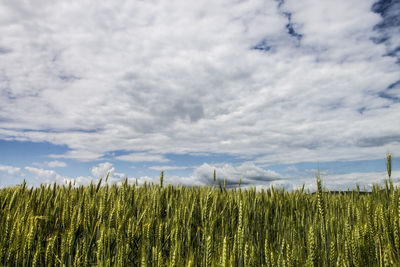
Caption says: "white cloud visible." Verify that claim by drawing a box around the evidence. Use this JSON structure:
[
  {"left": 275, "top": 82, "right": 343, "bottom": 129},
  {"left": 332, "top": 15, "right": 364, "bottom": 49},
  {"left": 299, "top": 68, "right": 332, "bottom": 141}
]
[
  {"left": 136, "top": 162, "right": 281, "bottom": 187},
  {"left": 2, "top": 160, "right": 398, "bottom": 191},
  {"left": 127, "top": 174, "right": 202, "bottom": 187},
  {"left": 89, "top": 162, "right": 127, "bottom": 184},
  {"left": 90, "top": 162, "right": 114, "bottom": 178},
  {"left": 24, "top": 166, "right": 92, "bottom": 186},
  {"left": 23, "top": 162, "right": 128, "bottom": 187},
  {"left": 0, "top": 164, "right": 24, "bottom": 187},
  {"left": 0, "top": 164, "right": 21, "bottom": 175},
  {"left": 136, "top": 163, "right": 400, "bottom": 192},
  {"left": 192, "top": 162, "right": 282, "bottom": 187},
  {"left": 46, "top": 160, "right": 67, "bottom": 168},
  {"left": 268, "top": 170, "right": 400, "bottom": 192},
  {"left": 120, "top": 162, "right": 282, "bottom": 188},
  {"left": 25, "top": 166, "right": 65, "bottom": 184},
  {"left": 0, "top": 0, "right": 398, "bottom": 168},
  {"left": 116, "top": 152, "right": 170, "bottom": 163}
]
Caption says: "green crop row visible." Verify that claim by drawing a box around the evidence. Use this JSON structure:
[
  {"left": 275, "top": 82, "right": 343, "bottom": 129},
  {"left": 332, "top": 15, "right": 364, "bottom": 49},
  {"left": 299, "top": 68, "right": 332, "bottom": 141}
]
[{"left": 0, "top": 155, "right": 398, "bottom": 266}]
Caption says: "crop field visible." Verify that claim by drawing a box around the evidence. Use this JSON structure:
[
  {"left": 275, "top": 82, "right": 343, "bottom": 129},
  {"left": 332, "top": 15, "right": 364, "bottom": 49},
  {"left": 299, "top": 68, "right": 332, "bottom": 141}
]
[{"left": 0, "top": 159, "right": 399, "bottom": 266}]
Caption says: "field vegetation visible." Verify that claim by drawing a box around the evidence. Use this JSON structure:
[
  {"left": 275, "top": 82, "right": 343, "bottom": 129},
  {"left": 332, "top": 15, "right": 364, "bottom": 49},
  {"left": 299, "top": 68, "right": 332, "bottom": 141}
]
[{"left": 0, "top": 155, "right": 399, "bottom": 266}]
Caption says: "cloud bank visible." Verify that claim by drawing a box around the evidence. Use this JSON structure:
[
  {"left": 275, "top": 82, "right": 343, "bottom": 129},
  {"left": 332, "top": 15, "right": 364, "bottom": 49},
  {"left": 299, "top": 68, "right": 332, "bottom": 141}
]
[
  {"left": 0, "top": 0, "right": 399, "bottom": 169},
  {"left": 1, "top": 161, "right": 398, "bottom": 192},
  {"left": 0, "top": 164, "right": 21, "bottom": 175}
]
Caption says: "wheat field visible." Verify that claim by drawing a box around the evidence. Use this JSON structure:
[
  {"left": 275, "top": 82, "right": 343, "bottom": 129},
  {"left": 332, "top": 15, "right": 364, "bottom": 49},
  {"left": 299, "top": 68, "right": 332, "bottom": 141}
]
[{"left": 0, "top": 157, "right": 399, "bottom": 266}]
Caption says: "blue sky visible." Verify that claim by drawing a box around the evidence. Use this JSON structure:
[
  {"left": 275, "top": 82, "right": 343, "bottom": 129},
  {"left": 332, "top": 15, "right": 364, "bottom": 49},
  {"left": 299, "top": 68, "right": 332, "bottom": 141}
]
[{"left": 0, "top": 0, "right": 399, "bottom": 190}]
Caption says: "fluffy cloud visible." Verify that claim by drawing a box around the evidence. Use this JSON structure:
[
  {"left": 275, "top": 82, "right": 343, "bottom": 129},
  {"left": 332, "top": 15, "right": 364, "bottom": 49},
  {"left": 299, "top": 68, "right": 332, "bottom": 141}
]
[
  {"left": 0, "top": 0, "right": 399, "bottom": 168},
  {"left": 0, "top": 164, "right": 24, "bottom": 187},
  {"left": 21, "top": 162, "right": 279, "bottom": 188},
  {"left": 0, "top": 164, "right": 21, "bottom": 175},
  {"left": 192, "top": 162, "right": 281, "bottom": 187},
  {"left": 23, "top": 162, "right": 128, "bottom": 186},
  {"left": 134, "top": 163, "right": 400, "bottom": 191},
  {"left": 1, "top": 160, "right": 397, "bottom": 191},
  {"left": 90, "top": 162, "right": 114, "bottom": 178},
  {"left": 133, "top": 162, "right": 282, "bottom": 188},
  {"left": 90, "top": 162, "right": 126, "bottom": 183},
  {"left": 25, "top": 166, "right": 65, "bottom": 184},
  {"left": 46, "top": 160, "right": 67, "bottom": 168},
  {"left": 270, "top": 170, "right": 400, "bottom": 192}
]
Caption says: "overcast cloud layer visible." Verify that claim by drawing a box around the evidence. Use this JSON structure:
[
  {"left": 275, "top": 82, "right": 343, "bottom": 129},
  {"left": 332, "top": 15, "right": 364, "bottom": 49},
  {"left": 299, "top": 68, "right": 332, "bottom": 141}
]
[{"left": 0, "top": 0, "right": 399, "bottom": 188}]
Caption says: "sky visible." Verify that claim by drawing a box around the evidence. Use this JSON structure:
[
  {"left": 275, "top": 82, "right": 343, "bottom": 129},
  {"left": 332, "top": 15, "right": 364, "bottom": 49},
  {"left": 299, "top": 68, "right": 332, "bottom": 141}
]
[{"left": 0, "top": 0, "right": 399, "bottom": 191}]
